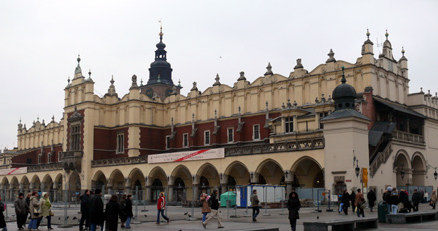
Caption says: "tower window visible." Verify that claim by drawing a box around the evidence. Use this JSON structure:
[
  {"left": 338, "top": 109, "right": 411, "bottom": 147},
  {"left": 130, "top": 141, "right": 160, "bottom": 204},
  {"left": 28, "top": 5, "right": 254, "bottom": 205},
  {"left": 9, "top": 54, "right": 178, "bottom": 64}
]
[
  {"left": 285, "top": 117, "right": 294, "bottom": 133},
  {"left": 70, "top": 123, "right": 81, "bottom": 151},
  {"left": 204, "top": 130, "right": 211, "bottom": 146},
  {"left": 116, "top": 133, "right": 124, "bottom": 154},
  {"left": 227, "top": 128, "right": 234, "bottom": 143},
  {"left": 183, "top": 133, "right": 189, "bottom": 148},
  {"left": 253, "top": 124, "right": 260, "bottom": 140}
]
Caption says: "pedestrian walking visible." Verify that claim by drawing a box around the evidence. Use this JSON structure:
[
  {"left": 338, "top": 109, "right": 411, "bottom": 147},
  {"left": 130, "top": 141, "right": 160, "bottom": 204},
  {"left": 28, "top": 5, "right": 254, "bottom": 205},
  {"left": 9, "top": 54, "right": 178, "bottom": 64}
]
[
  {"left": 389, "top": 188, "right": 400, "bottom": 214},
  {"left": 350, "top": 189, "right": 356, "bottom": 214},
  {"left": 202, "top": 189, "right": 224, "bottom": 229},
  {"left": 200, "top": 192, "right": 211, "bottom": 222},
  {"left": 89, "top": 189, "right": 105, "bottom": 231},
  {"left": 119, "top": 195, "right": 128, "bottom": 228},
  {"left": 383, "top": 187, "right": 392, "bottom": 213},
  {"left": 14, "top": 192, "right": 28, "bottom": 230},
  {"left": 105, "top": 195, "right": 125, "bottom": 231},
  {"left": 250, "top": 189, "right": 260, "bottom": 222},
  {"left": 430, "top": 191, "right": 437, "bottom": 209},
  {"left": 156, "top": 192, "right": 170, "bottom": 224},
  {"left": 79, "top": 190, "right": 90, "bottom": 231},
  {"left": 412, "top": 189, "right": 421, "bottom": 212},
  {"left": 28, "top": 192, "right": 41, "bottom": 231},
  {"left": 355, "top": 189, "right": 365, "bottom": 217},
  {"left": 367, "top": 189, "right": 376, "bottom": 212},
  {"left": 39, "top": 192, "right": 53, "bottom": 230},
  {"left": 124, "top": 195, "right": 133, "bottom": 229},
  {"left": 287, "top": 192, "right": 301, "bottom": 231},
  {"left": 0, "top": 196, "right": 6, "bottom": 231},
  {"left": 341, "top": 190, "right": 350, "bottom": 215}
]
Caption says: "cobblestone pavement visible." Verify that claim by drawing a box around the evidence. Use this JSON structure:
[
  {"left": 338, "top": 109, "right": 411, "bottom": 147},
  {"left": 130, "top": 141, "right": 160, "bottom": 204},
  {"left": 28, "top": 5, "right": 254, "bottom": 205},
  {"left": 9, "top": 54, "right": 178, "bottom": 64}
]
[{"left": 3, "top": 204, "right": 438, "bottom": 230}]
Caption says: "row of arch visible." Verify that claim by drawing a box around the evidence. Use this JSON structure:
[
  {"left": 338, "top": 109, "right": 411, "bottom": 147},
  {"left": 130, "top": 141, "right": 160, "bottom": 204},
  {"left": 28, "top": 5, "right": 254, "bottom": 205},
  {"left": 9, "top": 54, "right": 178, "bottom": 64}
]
[{"left": 394, "top": 150, "right": 427, "bottom": 187}]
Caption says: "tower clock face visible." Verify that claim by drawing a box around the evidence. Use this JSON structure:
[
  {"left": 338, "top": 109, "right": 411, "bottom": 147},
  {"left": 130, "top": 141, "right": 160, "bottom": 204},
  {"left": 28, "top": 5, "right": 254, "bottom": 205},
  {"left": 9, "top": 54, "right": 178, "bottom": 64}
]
[{"left": 146, "top": 88, "right": 154, "bottom": 98}]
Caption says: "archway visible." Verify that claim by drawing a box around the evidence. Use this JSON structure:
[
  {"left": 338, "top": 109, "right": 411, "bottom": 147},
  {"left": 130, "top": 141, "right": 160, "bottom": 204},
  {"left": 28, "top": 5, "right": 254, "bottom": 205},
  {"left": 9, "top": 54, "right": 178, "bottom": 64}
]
[
  {"left": 128, "top": 168, "right": 145, "bottom": 200},
  {"left": 20, "top": 176, "right": 30, "bottom": 193},
  {"left": 108, "top": 170, "right": 125, "bottom": 194},
  {"left": 291, "top": 157, "right": 324, "bottom": 188},
  {"left": 148, "top": 167, "right": 167, "bottom": 202},
  {"left": 196, "top": 163, "right": 220, "bottom": 196},
  {"left": 1, "top": 178, "right": 10, "bottom": 201},
  {"left": 92, "top": 171, "right": 107, "bottom": 192},
  {"left": 394, "top": 151, "right": 410, "bottom": 187},
  {"left": 170, "top": 165, "right": 192, "bottom": 202},
  {"left": 10, "top": 177, "right": 19, "bottom": 200},
  {"left": 42, "top": 175, "right": 54, "bottom": 201},
  {"left": 255, "top": 159, "right": 284, "bottom": 185},
  {"left": 30, "top": 175, "right": 41, "bottom": 193},
  {"left": 54, "top": 174, "right": 63, "bottom": 202},
  {"left": 224, "top": 161, "right": 250, "bottom": 190},
  {"left": 412, "top": 153, "right": 426, "bottom": 186},
  {"left": 68, "top": 172, "right": 81, "bottom": 202}
]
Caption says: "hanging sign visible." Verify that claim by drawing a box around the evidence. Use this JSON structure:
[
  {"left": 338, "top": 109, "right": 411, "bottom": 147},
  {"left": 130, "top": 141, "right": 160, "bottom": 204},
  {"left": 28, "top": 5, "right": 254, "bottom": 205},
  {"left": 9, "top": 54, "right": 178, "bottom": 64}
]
[
  {"left": 0, "top": 167, "right": 27, "bottom": 176},
  {"left": 148, "top": 148, "right": 225, "bottom": 164}
]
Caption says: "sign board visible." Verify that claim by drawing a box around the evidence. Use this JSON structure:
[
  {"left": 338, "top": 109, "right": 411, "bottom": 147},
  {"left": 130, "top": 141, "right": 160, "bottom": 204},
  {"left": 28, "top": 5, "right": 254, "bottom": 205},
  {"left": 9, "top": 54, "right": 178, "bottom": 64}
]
[
  {"left": 362, "top": 168, "right": 368, "bottom": 187},
  {"left": 0, "top": 167, "right": 27, "bottom": 176},
  {"left": 148, "top": 148, "right": 225, "bottom": 164},
  {"left": 345, "top": 179, "right": 352, "bottom": 182}
]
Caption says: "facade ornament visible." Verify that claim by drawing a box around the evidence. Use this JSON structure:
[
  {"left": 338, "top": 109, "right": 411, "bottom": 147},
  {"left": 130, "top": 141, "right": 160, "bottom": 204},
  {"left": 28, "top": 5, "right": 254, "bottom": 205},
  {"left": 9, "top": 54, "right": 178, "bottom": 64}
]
[
  {"left": 191, "top": 113, "right": 198, "bottom": 137},
  {"left": 130, "top": 75, "right": 139, "bottom": 89},
  {"left": 293, "top": 100, "right": 298, "bottom": 107},
  {"left": 321, "top": 94, "right": 326, "bottom": 103},
  {"left": 265, "top": 101, "right": 270, "bottom": 128},
  {"left": 191, "top": 82, "right": 198, "bottom": 91},
  {"left": 170, "top": 117, "right": 176, "bottom": 139},
  {"left": 237, "top": 106, "right": 245, "bottom": 132},
  {"left": 326, "top": 49, "right": 336, "bottom": 63},
  {"left": 237, "top": 71, "right": 246, "bottom": 81},
  {"left": 294, "top": 59, "right": 303, "bottom": 69},
  {"left": 213, "top": 74, "right": 221, "bottom": 86},
  {"left": 213, "top": 109, "right": 220, "bottom": 135},
  {"left": 51, "top": 115, "right": 55, "bottom": 122},
  {"left": 74, "top": 55, "right": 83, "bottom": 79},
  {"left": 287, "top": 99, "right": 292, "bottom": 108},
  {"left": 87, "top": 69, "right": 93, "bottom": 81},
  {"left": 106, "top": 75, "right": 117, "bottom": 97},
  {"left": 264, "top": 62, "right": 273, "bottom": 76}
]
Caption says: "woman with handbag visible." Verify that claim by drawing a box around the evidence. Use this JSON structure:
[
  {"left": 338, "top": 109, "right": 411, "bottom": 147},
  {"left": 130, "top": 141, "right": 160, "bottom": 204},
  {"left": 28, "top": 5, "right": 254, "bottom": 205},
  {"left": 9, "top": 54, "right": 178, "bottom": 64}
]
[
  {"left": 28, "top": 192, "right": 41, "bottom": 231},
  {"left": 40, "top": 192, "right": 53, "bottom": 230}
]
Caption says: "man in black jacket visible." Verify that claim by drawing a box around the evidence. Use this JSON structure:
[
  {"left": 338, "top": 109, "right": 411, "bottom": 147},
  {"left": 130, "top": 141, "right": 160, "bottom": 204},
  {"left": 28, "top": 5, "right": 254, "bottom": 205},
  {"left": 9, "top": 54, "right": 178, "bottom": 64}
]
[
  {"left": 89, "top": 189, "right": 104, "bottom": 231},
  {"left": 412, "top": 189, "right": 422, "bottom": 212},
  {"left": 367, "top": 189, "right": 376, "bottom": 212},
  {"left": 350, "top": 190, "right": 356, "bottom": 214},
  {"left": 202, "top": 189, "right": 224, "bottom": 229},
  {"left": 79, "top": 190, "right": 90, "bottom": 231}
]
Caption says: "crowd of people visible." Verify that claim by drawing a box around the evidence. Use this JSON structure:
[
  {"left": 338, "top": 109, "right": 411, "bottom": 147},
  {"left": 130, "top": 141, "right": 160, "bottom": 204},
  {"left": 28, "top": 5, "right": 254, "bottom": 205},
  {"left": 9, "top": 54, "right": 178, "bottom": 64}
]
[
  {"left": 339, "top": 188, "right": 372, "bottom": 217},
  {"left": 382, "top": 187, "right": 437, "bottom": 214}
]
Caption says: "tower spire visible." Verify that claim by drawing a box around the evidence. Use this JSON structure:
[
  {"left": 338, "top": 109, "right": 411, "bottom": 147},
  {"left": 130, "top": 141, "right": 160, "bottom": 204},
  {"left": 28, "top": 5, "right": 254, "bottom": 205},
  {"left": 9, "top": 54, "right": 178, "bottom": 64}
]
[
  {"left": 74, "top": 55, "right": 83, "bottom": 79},
  {"left": 341, "top": 66, "right": 346, "bottom": 84}
]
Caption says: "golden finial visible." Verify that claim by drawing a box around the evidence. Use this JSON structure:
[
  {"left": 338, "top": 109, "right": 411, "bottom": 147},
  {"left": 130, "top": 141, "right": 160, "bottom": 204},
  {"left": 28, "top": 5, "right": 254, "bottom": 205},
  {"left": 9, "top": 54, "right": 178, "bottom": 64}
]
[{"left": 158, "top": 19, "right": 163, "bottom": 38}]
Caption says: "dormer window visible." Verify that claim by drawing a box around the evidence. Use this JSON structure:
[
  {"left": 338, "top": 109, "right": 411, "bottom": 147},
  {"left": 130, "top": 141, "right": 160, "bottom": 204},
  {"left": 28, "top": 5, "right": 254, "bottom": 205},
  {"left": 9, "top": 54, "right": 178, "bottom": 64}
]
[{"left": 285, "top": 117, "right": 294, "bottom": 133}]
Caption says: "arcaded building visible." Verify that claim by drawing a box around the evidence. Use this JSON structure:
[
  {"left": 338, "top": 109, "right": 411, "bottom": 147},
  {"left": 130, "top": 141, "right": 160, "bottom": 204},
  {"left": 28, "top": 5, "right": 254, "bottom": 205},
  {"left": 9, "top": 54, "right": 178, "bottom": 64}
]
[{"left": 1, "top": 29, "right": 437, "bottom": 203}]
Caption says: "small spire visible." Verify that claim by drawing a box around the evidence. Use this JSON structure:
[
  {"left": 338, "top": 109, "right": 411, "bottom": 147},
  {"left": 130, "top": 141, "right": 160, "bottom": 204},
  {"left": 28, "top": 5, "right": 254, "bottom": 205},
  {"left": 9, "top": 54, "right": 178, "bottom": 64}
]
[
  {"left": 88, "top": 69, "right": 91, "bottom": 77},
  {"left": 213, "top": 73, "right": 221, "bottom": 86},
  {"left": 326, "top": 49, "right": 336, "bottom": 63},
  {"left": 191, "top": 82, "right": 198, "bottom": 91},
  {"left": 52, "top": 115, "right": 55, "bottom": 122},
  {"left": 341, "top": 66, "right": 346, "bottom": 84},
  {"left": 130, "top": 75, "right": 138, "bottom": 89},
  {"left": 366, "top": 28, "right": 370, "bottom": 39},
  {"left": 237, "top": 71, "right": 246, "bottom": 81},
  {"left": 385, "top": 29, "right": 389, "bottom": 40},
  {"left": 140, "top": 79, "right": 143, "bottom": 86},
  {"left": 178, "top": 79, "right": 181, "bottom": 87},
  {"left": 107, "top": 75, "right": 117, "bottom": 96},
  {"left": 74, "top": 54, "right": 83, "bottom": 78},
  {"left": 264, "top": 62, "right": 273, "bottom": 76},
  {"left": 420, "top": 87, "right": 423, "bottom": 93},
  {"left": 401, "top": 46, "right": 405, "bottom": 56},
  {"left": 77, "top": 54, "right": 81, "bottom": 63},
  {"left": 158, "top": 20, "right": 163, "bottom": 42},
  {"left": 110, "top": 75, "right": 115, "bottom": 85},
  {"left": 294, "top": 59, "right": 303, "bottom": 69},
  {"left": 67, "top": 76, "right": 70, "bottom": 84}
]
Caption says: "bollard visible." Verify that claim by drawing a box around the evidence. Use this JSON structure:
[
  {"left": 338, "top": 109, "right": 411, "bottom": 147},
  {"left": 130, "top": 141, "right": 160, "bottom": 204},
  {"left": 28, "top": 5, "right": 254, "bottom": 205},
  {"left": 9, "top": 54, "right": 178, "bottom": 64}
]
[{"left": 326, "top": 190, "right": 333, "bottom": 212}]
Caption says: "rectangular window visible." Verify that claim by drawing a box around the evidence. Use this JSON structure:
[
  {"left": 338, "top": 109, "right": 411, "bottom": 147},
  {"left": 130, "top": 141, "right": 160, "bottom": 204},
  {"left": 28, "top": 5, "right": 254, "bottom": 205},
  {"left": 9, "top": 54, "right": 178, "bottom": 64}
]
[
  {"left": 70, "top": 123, "right": 81, "bottom": 151},
  {"left": 183, "top": 133, "right": 189, "bottom": 148},
  {"left": 58, "top": 151, "right": 62, "bottom": 162},
  {"left": 47, "top": 152, "right": 51, "bottom": 163},
  {"left": 285, "top": 117, "right": 294, "bottom": 133},
  {"left": 227, "top": 128, "right": 234, "bottom": 143},
  {"left": 204, "top": 130, "right": 211, "bottom": 145},
  {"left": 319, "top": 112, "right": 329, "bottom": 129},
  {"left": 166, "top": 135, "right": 171, "bottom": 150},
  {"left": 253, "top": 124, "right": 260, "bottom": 140},
  {"left": 38, "top": 154, "right": 41, "bottom": 164},
  {"left": 116, "top": 133, "right": 124, "bottom": 154}
]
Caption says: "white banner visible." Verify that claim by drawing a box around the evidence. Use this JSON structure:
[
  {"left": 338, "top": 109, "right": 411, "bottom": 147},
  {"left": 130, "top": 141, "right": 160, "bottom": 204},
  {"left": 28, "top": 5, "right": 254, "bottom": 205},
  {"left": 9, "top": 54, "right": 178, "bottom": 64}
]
[
  {"left": 148, "top": 148, "right": 225, "bottom": 164},
  {"left": 0, "top": 167, "right": 27, "bottom": 176}
]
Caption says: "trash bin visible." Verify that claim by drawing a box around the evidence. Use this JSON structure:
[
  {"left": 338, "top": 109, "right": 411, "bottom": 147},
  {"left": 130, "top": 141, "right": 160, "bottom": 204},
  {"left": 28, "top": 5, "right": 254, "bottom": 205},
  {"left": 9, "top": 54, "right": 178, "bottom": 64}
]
[{"left": 378, "top": 201, "right": 389, "bottom": 223}]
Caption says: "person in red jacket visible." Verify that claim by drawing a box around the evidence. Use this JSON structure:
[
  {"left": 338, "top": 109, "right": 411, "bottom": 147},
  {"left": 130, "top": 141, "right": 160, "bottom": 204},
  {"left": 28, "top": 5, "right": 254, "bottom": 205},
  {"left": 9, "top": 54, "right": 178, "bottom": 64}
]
[{"left": 156, "top": 192, "right": 170, "bottom": 224}]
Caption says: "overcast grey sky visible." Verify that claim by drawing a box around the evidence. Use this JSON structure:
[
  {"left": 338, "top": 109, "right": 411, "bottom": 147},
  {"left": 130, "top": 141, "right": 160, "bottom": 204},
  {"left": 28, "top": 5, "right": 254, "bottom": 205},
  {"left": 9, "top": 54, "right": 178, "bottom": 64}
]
[{"left": 0, "top": 0, "right": 437, "bottom": 150}]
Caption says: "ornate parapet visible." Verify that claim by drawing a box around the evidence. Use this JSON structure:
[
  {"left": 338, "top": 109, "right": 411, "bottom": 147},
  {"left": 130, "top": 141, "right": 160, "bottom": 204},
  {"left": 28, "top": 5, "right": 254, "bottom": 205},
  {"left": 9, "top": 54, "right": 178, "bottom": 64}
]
[
  {"left": 28, "top": 162, "right": 63, "bottom": 172},
  {"left": 91, "top": 155, "right": 148, "bottom": 167},
  {"left": 60, "top": 151, "right": 83, "bottom": 173}
]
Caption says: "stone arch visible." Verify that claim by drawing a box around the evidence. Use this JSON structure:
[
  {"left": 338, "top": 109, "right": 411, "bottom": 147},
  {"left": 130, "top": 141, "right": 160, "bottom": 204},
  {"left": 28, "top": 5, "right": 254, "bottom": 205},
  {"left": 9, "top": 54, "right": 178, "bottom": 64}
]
[
  {"left": 196, "top": 163, "right": 220, "bottom": 196},
  {"left": 108, "top": 169, "right": 125, "bottom": 193},
  {"left": 148, "top": 166, "right": 168, "bottom": 202},
  {"left": 30, "top": 175, "right": 41, "bottom": 192},
  {"left": 170, "top": 165, "right": 193, "bottom": 202},
  {"left": 10, "top": 177, "right": 19, "bottom": 200},
  {"left": 42, "top": 174, "right": 54, "bottom": 193},
  {"left": 394, "top": 150, "right": 410, "bottom": 186},
  {"left": 0, "top": 178, "right": 10, "bottom": 201},
  {"left": 290, "top": 156, "right": 324, "bottom": 188},
  {"left": 128, "top": 168, "right": 145, "bottom": 200},
  {"left": 68, "top": 172, "right": 81, "bottom": 202},
  {"left": 411, "top": 152, "right": 426, "bottom": 186},
  {"left": 53, "top": 173, "right": 63, "bottom": 202},
  {"left": 255, "top": 159, "right": 284, "bottom": 185},
  {"left": 92, "top": 170, "right": 107, "bottom": 191},
  {"left": 224, "top": 161, "right": 250, "bottom": 188},
  {"left": 20, "top": 176, "right": 30, "bottom": 193}
]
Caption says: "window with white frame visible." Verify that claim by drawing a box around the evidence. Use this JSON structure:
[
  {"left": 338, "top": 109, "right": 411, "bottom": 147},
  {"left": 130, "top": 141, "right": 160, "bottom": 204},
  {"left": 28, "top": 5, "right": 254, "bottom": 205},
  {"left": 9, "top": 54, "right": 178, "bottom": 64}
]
[
  {"left": 285, "top": 117, "right": 293, "bottom": 133},
  {"left": 183, "top": 133, "right": 189, "bottom": 148},
  {"left": 47, "top": 152, "right": 52, "bottom": 163},
  {"left": 227, "top": 128, "right": 234, "bottom": 143},
  {"left": 116, "top": 133, "right": 124, "bottom": 154},
  {"left": 166, "top": 135, "right": 171, "bottom": 150},
  {"left": 253, "top": 124, "right": 260, "bottom": 140},
  {"left": 204, "top": 130, "right": 211, "bottom": 145}
]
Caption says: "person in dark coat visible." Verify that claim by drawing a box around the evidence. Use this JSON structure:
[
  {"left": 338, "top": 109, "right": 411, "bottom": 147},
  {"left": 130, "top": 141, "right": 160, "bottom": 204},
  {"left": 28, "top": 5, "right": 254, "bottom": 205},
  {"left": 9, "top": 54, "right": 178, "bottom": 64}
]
[
  {"left": 202, "top": 189, "right": 224, "bottom": 229},
  {"left": 119, "top": 194, "right": 127, "bottom": 228},
  {"left": 342, "top": 190, "right": 350, "bottom": 215},
  {"left": 124, "top": 195, "right": 134, "bottom": 229},
  {"left": 412, "top": 189, "right": 422, "bottom": 212},
  {"left": 106, "top": 195, "right": 125, "bottom": 231},
  {"left": 388, "top": 188, "right": 400, "bottom": 214},
  {"left": 350, "top": 190, "right": 356, "bottom": 214},
  {"left": 287, "top": 192, "right": 301, "bottom": 231},
  {"left": 367, "top": 189, "right": 376, "bottom": 212},
  {"left": 89, "top": 189, "right": 105, "bottom": 231},
  {"left": 15, "top": 192, "right": 28, "bottom": 230},
  {"left": 0, "top": 196, "right": 6, "bottom": 231},
  {"left": 399, "top": 189, "right": 411, "bottom": 213},
  {"left": 79, "top": 190, "right": 90, "bottom": 231}
]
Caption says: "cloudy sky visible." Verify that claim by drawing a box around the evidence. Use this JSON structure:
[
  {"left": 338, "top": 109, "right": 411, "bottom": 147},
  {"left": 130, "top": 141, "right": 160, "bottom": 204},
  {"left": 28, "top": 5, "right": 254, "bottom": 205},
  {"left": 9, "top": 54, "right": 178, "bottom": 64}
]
[{"left": 0, "top": 0, "right": 437, "bottom": 149}]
